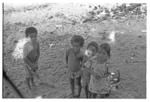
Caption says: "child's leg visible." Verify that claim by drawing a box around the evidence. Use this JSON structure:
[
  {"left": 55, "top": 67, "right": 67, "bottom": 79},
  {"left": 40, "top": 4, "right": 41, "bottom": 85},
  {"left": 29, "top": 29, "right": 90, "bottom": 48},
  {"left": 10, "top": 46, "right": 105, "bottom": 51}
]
[
  {"left": 99, "top": 93, "right": 110, "bottom": 98},
  {"left": 93, "top": 93, "right": 97, "bottom": 98},
  {"left": 76, "top": 76, "right": 82, "bottom": 97},
  {"left": 25, "top": 67, "right": 32, "bottom": 89},
  {"left": 26, "top": 77, "right": 31, "bottom": 89},
  {"left": 33, "top": 65, "right": 40, "bottom": 79},
  {"left": 30, "top": 75, "right": 36, "bottom": 87},
  {"left": 30, "top": 64, "right": 40, "bottom": 87},
  {"left": 84, "top": 85, "right": 89, "bottom": 98},
  {"left": 91, "top": 93, "right": 97, "bottom": 98},
  {"left": 30, "top": 69, "right": 38, "bottom": 87},
  {"left": 88, "top": 91, "right": 92, "bottom": 98},
  {"left": 70, "top": 78, "right": 75, "bottom": 97}
]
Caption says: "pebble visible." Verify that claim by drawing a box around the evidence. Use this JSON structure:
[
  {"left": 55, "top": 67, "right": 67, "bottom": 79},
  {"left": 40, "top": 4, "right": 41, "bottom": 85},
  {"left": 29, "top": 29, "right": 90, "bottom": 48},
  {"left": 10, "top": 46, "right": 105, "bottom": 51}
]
[
  {"left": 35, "top": 95, "right": 43, "bottom": 99},
  {"left": 141, "top": 30, "right": 146, "bottom": 33},
  {"left": 49, "top": 43, "right": 55, "bottom": 48}
]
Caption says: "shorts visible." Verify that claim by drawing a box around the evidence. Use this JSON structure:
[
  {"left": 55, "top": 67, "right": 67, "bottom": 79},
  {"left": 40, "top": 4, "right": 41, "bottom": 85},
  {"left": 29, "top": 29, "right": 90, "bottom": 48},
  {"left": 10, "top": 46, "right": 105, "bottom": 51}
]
[
  {"left": 81, "top": 78, "right": 90, "bottom": 88},
  {"left": 24, "top": 63, "right": 38, "bottom": 78},
  {"left": 68, "top": 70, "right": 82, "bottom": 79}
]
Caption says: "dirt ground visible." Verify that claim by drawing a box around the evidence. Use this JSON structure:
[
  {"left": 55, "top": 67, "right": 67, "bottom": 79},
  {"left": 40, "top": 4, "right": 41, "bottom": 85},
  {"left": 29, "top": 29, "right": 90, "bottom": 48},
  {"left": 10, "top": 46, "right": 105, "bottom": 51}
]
[{"left": 3, "top": 4, "right": 146, "bottom": 98}]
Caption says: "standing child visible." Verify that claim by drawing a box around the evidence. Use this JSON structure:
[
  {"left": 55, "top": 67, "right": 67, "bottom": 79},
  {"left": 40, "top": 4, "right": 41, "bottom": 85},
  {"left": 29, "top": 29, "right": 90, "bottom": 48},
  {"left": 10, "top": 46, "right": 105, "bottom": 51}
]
[
  {"left": 89, "top": 43, "right": 111, "bottom": 98},
  {"left": 23, "top": 27, "right": 40, "bottom": 89},
  {"left": 65, "top": 35, "right": 84, "bottom": 98},
  {"left": 82, "top": 41, "right": 99, "bottom": 98}
]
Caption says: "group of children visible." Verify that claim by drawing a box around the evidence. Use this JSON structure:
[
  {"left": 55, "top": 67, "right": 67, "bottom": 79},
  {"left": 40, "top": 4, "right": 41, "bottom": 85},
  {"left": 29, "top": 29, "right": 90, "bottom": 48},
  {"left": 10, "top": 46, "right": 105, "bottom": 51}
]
[
  {"left": 22, "top": 26, "right": 117, "bottom": 98},
  {"left": 66, "top": 35, "right": 112, "bottom": 98}
]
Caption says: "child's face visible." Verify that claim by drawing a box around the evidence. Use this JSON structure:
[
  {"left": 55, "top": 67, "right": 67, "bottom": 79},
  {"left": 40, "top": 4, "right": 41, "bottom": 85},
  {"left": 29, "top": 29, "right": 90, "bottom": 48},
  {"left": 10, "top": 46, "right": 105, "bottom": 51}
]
[
  {"left": 97, "top": 48, "right": 108, "bottom": 63},
  {"left": 72, "top": 42, "right": 81, "bottom": 53},
  {"left": 87, "top": 46, "right": 97, "bottom": 57},
  {"left": 29, "top": 33, "right": 37, "bottom": 41}
]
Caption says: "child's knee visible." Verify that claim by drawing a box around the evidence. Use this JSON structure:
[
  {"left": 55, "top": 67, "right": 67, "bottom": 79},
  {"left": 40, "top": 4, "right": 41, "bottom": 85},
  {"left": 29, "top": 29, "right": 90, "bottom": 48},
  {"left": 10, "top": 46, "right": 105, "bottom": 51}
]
[
  {"left": 70, "top": 78, "right": 74, "bottom": 85},
  {"left": 77, "top": 77, "right": 81, "bottom": 86}
]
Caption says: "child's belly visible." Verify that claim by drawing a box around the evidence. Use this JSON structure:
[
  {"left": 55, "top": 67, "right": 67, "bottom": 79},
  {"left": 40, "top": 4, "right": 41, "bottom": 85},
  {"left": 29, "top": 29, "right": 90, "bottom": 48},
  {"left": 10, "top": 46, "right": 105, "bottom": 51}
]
[
  {"left": 68, "top": 55, "right": 81, "bottom": 72},
  {"left": 27, "top": 50, "right": 38, "bottom": 63},
  {"left": 68, "top": 61, "right": 81, "bottom": 72}
]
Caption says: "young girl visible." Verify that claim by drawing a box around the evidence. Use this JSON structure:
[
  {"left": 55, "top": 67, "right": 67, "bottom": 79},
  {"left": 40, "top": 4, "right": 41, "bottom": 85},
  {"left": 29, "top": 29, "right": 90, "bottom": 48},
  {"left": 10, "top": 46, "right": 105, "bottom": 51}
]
[
  {"left": 88, "top": 43, "right": 111, "bottom": 98},
  {"left": 82, "top": 41, "right": 99, "bottom": 98}
]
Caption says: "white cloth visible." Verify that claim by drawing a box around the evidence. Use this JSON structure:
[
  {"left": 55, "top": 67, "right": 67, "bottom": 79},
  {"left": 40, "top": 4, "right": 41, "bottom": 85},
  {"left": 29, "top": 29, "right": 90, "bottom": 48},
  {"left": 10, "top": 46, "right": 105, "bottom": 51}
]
[
  {"left": 89, "top": 62, "right": 110, "bottom": 94},
  {"left": 23, "top": 41, "right": 33, "bottom": 58}
]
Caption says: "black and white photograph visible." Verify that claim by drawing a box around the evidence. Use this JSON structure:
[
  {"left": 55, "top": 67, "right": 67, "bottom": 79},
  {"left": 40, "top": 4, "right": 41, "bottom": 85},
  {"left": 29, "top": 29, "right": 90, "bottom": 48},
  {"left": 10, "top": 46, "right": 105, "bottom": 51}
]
[{"left": 2, "top": 1, "right": 147, "bottom": 99}]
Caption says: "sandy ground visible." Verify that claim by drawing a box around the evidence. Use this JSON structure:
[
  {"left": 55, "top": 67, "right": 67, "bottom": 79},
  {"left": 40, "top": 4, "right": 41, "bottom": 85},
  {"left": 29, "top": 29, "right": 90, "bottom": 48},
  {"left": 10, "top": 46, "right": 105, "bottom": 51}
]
[{"left": 3, "top": 4, "right": 146, "bottom": 98}]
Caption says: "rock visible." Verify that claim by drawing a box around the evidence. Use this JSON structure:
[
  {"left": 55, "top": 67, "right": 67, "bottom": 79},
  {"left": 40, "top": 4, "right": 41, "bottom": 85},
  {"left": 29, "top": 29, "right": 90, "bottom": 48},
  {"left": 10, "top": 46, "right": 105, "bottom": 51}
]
[
  {"left": 55, "top": 24, "right": 63, "bottom": 29},
  {"left": 35, "top": 95, "right": 43, "bottom": 98},
  {"left": 138, "top": 35, "right": 142, "bottom": 38},
  {"left": 49, "top": 43, "right": 55, "bottom": 48},
  {"left": 108, "top": 31, "right": 116, "bottom": 43},
  {"left": 90, "top": 28, "right": 96, "bottom": 32},
  {"left": 141, "top": 29, "right": 146, "bottom": 33}
]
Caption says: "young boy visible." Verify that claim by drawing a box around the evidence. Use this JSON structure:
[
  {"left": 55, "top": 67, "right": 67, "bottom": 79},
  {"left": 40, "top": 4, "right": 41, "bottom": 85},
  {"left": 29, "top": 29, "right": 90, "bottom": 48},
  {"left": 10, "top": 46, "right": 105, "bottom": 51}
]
[
  {"left": 23, "top": 27, "right": 40, "bottom": 89},
  {"left": 82, "top": 41, "right": 99, "bottom": 98},
  {"left": 65, "top": 35, "right": 84, "bottom": 98}
]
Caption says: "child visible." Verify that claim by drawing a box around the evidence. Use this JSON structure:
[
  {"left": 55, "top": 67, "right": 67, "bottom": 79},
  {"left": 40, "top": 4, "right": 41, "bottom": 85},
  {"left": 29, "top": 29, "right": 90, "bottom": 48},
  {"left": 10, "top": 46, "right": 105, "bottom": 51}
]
[
  {"left": 82, "top": 41, "right": 99, "bottom": 98},
  {"left": 23, "top": 27, "right": 40, "bottom": 89},
  {"left": 88, "top": 43, "right": 111, "bottom": 98},
  {"left": 65, "top": 35, "right": 84, "bottom": 98}
]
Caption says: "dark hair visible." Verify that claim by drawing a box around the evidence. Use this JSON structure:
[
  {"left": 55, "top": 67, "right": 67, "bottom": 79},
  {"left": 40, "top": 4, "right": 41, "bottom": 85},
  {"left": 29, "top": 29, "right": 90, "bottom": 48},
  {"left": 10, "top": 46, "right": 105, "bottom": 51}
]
[
  {"left": 87, "top": 41, "right": 99, "bottom": 52},
  {"left": 100, "top": 43, "right": 111, "bottom": 57},
  {"left": 25, "top": 27, "right": 37, "bottom": 37},
  {"left": 71, "top": 35, "right": 84, "bottom": 47}
]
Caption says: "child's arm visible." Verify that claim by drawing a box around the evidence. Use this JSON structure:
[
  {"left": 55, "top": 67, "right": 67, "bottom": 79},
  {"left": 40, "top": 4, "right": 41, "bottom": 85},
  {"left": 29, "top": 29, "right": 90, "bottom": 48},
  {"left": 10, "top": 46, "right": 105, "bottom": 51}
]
[
  {"left": 37, "top": 42, "right": 40, "bottom": 60},
  {"left": 103, "top": 60, "right": 111, "bottom": 77},
  {"left": 83, "top": 61, "right": 101, "bottom": 79},
  {"left": 65, "top": 49, "right": 69, "bottom": 64},
  {"left": 23, "top": 43, "right": 34, "bottom": 70},
  {"left": 35, "top": 42, "right": 40, "bottom": 63}
]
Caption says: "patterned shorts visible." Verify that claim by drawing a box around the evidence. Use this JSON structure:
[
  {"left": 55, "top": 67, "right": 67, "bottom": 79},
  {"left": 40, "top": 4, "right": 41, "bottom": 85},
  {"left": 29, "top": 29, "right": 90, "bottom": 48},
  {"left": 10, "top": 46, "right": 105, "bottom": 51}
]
[
  {"left": 24, "top": 63, "right": 38, "bottom": 78},
  {"left": 68, "top": 70, "right": 82, "bottom": 79}
]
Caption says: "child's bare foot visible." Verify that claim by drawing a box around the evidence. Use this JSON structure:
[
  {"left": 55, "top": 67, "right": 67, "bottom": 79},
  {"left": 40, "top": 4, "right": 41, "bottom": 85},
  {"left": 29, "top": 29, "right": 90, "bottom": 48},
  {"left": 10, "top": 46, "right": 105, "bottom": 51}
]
[
  {"left": 68, "top": 93, "right": 75, "bottom": 98},
  {"left": 74, "top": 95, "right": 80, "bottom": 98},
  {"left": 99, "top": 93, "right": 110, "bottom": 98}
]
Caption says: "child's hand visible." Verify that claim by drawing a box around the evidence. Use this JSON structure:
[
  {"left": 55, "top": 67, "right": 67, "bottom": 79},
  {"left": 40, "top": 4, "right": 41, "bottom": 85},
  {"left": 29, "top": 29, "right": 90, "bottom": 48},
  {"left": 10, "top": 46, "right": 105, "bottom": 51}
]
[
  {"left": 94, "top": 73, "right": 101, "bottom": 80},
  {"left": 84, "top": 61, "right": 92, "bottom": 68},
  {"left": 32, "top": 64, "right": 38, "bottom": 70},
  {"left": 65, "top": 64, "right": 68, "bottom": 68}
]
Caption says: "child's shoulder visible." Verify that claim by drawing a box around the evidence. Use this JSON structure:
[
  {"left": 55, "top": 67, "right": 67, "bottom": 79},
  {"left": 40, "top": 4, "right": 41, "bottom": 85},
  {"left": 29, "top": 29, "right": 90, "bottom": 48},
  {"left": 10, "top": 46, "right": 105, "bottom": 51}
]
[
  {"left": 34, "top": 40, "right": 40, "bottom": 46},
  {"left": 36, "top": 40, "right": 40, "bottom": 47},
  {"left": 66, "top": 48, "right": 73, "bottom": 53},
  {"left": 24, "top": 40, "right": 32, "bottom": 48}
]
